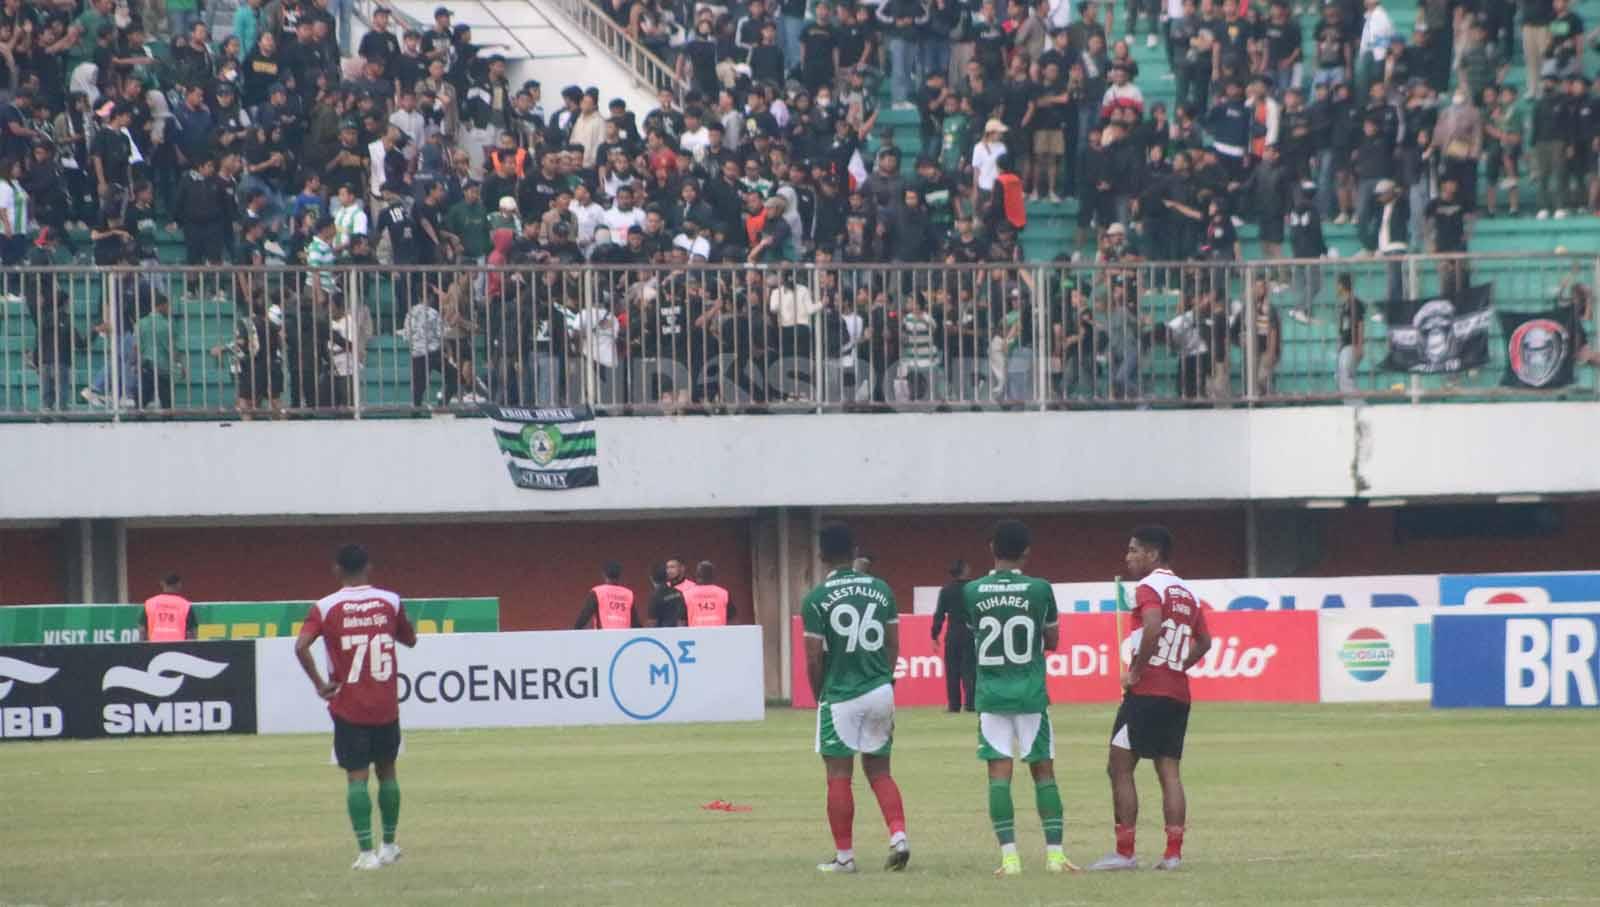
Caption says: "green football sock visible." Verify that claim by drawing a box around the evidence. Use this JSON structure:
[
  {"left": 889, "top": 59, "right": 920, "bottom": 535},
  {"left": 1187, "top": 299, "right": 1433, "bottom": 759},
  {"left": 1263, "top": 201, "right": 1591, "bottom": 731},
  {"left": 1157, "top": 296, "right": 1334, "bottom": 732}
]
[
  {"left": 1035, "top": 779, "right": 1064, "bottom": 846},
  {"left": 378, "top": 779, "right": 401, "bottom": 845},
  {"left": 347, "top": 781, "right": 373, "bottom": 851},
  {"left": 988, "top": 777, "right": 1016, "bottom": 846}
]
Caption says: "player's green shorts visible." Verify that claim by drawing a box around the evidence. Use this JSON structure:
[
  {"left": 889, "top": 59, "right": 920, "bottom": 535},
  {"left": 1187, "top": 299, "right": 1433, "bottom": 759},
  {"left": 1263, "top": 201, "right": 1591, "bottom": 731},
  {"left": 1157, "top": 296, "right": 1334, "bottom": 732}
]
[
  {"left": 977, "top": 710, "right": 1054, "bottom": 763},
  {"left": 816, "top": 683, "right": 895, "bottom": 758}
]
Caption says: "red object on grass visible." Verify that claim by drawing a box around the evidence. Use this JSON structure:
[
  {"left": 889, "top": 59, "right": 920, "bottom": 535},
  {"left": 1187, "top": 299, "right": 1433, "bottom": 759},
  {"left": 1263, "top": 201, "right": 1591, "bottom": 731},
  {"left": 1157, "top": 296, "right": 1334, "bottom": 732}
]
[{"left": 701, "top": 800, "right": 753, "bottom": 812}]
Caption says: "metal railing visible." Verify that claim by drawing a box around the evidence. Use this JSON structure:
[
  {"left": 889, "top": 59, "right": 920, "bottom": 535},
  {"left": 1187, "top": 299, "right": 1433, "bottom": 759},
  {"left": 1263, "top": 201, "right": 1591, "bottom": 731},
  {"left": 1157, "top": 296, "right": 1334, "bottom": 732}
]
[
  {"left": 2, "top": 254, "right": 1596, "bottom": 420},
  {"left": 547, "top": 0, "right": 685, "bottom": 99}
]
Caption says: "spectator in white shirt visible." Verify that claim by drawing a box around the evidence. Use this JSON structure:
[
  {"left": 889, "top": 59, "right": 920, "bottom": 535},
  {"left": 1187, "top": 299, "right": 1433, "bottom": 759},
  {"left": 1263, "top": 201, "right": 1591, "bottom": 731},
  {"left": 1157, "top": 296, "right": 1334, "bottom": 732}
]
[
  {"left": 602, "top": 185, "right": 647, "bottom": 245},
  {"left": 971, "top": 119, "right": 1009, "bottom": 200},
  {"left": 569, "top": 182, "right": 607, "bottom": 249},
  {"left": 367, "top": 127, "right": 399, "bottom": 201},
  {"left": 1357, "top": 0, "right": 1394, "bottom": 96},
  {"left": 388, "top": 89, "right": 426, "bottom": 162},
  {"left": 679, "top": 108, "right": 712, "bottom": 162}
]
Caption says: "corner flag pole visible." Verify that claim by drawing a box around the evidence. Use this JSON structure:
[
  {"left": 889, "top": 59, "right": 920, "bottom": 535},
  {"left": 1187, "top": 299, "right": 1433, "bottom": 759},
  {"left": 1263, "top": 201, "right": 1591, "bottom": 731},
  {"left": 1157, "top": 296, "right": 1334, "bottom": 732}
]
[{"left": 1113, "top": 576, "right": 1128, "bottom": 683}]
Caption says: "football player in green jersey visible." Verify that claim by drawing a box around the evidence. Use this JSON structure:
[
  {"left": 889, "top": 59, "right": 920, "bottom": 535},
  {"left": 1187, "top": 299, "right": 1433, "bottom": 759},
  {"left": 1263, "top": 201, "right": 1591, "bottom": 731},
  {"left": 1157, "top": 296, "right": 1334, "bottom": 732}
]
[
  {"left": 801, "top": 524, "right": 911, "bottom": 874},
  {"left": 962, "top": 519, "right": 1074, "bottom": 876}
]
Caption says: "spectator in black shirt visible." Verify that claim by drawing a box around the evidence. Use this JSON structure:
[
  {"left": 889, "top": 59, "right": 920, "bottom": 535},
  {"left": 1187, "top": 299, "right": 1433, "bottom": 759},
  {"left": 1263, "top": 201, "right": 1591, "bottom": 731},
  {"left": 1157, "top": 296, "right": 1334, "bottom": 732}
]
[
  {"left": 647, "top": 562, "right": 686, "bottom": 627},
  {"left": 359, "top": 6, "right": 400, "bottom": 69},
  {"left": 1427, "top": 176, "right": 1469, "bottom": 294}
]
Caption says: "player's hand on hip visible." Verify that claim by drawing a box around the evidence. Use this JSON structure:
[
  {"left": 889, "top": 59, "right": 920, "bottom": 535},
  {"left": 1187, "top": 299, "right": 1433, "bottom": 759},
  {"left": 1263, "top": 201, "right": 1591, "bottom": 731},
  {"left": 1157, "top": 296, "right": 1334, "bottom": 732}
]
[
  {"left": 317, "top": 681, "right": 343, "bottom": 701},
  {"left": 1122, "top": 670, "right": 1139, "bottom": 691}
]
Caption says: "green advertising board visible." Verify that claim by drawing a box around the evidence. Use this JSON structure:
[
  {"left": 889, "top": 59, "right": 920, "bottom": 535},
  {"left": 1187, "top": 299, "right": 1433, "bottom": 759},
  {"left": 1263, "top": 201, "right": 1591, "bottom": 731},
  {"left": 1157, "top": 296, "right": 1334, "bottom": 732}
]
[{"left": 0, "top": 598, "right": 500, "bottom": 646}]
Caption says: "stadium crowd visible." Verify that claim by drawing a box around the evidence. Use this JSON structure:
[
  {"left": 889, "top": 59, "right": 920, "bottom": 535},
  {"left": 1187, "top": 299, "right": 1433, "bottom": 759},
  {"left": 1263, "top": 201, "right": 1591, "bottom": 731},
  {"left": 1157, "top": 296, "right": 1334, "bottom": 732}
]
[{"left": 3, "top": 0, "right": 1597, "bottom": 412}]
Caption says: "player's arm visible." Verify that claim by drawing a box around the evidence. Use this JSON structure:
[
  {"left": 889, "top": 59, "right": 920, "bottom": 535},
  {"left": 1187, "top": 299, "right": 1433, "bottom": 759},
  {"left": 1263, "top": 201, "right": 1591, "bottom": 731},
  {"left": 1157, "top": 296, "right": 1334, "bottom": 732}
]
[
  {"left": 1180, "top": 613, "right": 1212, "bottom": 672},
  {"left": 294, "top": 611, "right": 339, "bottom": 701},
  {"left": 574, "top": 591, "right": 599, "bottom": 630},
  {"left": 930, "top": 587, "right": 949, "bottom": 641},
  {"left": 725, "top": 598, "right": 736, "bottom": 623},
  {"left": 632, "top": 600, "right": 643, "bottom": 628},
  {"left": 1041, "top": 582, "right": 1060, "bottom": 652},
  {"left": 138, "top": 607, "right": 149, "bottom": 642},
  {"left": 185, "top": 607, "right": 198, "bottom": 641},
  {"left": 1125, "top": 604, "right": 1164, "bottom": 689},
  {"left": 394, "top": 604, "right": 418, "bottom": 648},
  {"left": 805, "top": 633, "right": 826, "bottom": 701}
]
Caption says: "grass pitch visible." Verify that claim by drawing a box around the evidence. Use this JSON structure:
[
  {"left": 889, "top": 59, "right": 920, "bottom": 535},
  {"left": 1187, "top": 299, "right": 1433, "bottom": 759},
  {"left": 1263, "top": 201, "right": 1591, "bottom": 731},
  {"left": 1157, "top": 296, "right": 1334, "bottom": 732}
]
[{"left": 0, "top": 703, "right": 1591, "bottom": 906}]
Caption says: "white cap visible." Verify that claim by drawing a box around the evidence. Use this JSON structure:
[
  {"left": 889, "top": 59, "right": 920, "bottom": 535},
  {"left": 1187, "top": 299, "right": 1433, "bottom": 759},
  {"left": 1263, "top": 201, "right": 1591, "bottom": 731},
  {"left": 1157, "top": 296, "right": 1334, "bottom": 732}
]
[{"left": 498, "top": 196, "right": 517, "bottom": 212}]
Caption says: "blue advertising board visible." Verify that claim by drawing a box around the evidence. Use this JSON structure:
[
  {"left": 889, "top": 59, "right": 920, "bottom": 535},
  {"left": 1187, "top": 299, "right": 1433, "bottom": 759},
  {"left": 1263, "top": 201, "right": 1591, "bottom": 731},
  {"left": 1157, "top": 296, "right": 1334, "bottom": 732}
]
[
  {"left": 1432, "top": 614, "right": 1600, "bottom": 708},
  {"left": 1438, "top": 572, "right": 1600, "bottom": 608}
]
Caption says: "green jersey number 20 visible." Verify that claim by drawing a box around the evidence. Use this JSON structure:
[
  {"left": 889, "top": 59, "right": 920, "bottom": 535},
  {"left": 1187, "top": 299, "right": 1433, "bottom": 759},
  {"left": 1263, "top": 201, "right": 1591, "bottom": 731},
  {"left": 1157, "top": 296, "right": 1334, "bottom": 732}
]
[{"left": 977, "top": 614, "right": 1036, "bottom": 666}]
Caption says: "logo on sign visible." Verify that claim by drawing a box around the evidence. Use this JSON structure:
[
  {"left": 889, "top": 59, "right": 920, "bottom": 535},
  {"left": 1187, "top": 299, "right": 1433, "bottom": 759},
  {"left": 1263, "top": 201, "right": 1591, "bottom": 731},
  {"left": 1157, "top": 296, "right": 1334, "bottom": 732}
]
[
  {"left": 609, "top": 638, "right": 694, "bottom": 721},
  {"left": 1464, "top": 587, "right": 1553, "bottom": 609},
  {"left": 0, "top": 656, "right": 64, "bottom": 740},
  {"left": 1339, "top": 627, "right": 1395, "bottom": 682},
  {"left": 0, "top": 656, "right": 58, "bottom": 700},
  {"left": 101, "top": 652, "right": 235, "bottom": 735}
]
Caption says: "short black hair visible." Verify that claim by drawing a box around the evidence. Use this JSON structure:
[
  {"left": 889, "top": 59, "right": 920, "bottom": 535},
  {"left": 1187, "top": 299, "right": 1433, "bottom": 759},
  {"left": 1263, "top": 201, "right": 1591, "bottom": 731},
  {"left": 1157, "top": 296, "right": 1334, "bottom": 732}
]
[
  {"left": 1131, "top": 526, "right": 1173, "bottom": 562},
  {"left": 948, "top": 559, "right": 967, "bottom": 578},
  {"left": 819, "top": 524, "right": 855, "bottom": 562},
  {"left": 162, "top": 572, "right": 183, "bottom": 587},
  {"left": 335, "top": 544, "right": 370, "bottom": 575},
  {"left": 602, "top": 560, "right": 623, "bottom": 581},
  {"left": 991, "top": 520, "right": 1031, "bottom": 560},
  {"left": 696, "top": 560, "right": 715, "bottom": 582}
]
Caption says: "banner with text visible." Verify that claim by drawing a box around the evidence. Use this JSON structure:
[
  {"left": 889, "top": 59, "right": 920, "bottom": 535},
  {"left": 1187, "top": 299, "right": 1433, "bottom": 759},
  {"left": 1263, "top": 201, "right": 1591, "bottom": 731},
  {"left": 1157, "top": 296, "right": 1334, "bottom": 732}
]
[
  {"left": 913, "top": 575, "right": 1436, "bottom": 615},
  {"left": 0, "top": 598, "right": 500, "bottom": 646},
  {"left": 1437, "top": 572, "right": 1600, "bottom": 609},
  {"left": 1432, "top": 614, "right": 1600, "bottom": 708},
  {"left": 791, "top": 612, "right": 1319, "bottom": 708},
  {"left": 0, "top": 641, "right": 257, "bottom": 742},
  {"left": 255, "top": 626, "right": 763, "bottom": 733},
  {"left": 1316, "top": 611, "right": 1432, "bottom": 703}
]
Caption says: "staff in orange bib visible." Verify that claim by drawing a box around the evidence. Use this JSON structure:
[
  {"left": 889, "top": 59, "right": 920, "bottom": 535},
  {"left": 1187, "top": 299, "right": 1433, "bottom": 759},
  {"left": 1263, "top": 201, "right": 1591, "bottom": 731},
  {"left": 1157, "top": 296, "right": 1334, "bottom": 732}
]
[
  {"left": 683, "top": 561, "right": 735, "bottom": 627},
  {"left": 574, "top": 561, "right": 639, "bottom": 630},
  {"left": 141, "top": 573, "right": 197, "bottom": 642}
]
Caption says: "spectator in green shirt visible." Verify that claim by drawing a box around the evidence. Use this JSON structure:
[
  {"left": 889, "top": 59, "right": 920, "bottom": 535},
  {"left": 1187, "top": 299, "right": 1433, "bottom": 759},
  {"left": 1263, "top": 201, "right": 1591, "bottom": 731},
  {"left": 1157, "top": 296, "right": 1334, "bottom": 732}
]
[
  {"left": 1485, "top": 86, "right": 1526, "bottom": 216},
  {"left": 135, "top": 296, "right": 183, "bottom": 410},
  {"left": 68, "top": 0, "right": 115, "bottom": 70},
  {"left": 444, "top": 181, "right": 491, "bottom": 262}
]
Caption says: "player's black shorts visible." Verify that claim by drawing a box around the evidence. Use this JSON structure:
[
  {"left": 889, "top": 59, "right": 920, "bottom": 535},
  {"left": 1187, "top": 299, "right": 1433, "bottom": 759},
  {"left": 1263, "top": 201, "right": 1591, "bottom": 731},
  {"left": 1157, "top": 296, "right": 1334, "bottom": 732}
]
[
  {"left": 332, "top": 716, "right": 402, "bottom": 771},
  {"left": 1110, "top": 693, "right": 1191, "bottom": 760}
]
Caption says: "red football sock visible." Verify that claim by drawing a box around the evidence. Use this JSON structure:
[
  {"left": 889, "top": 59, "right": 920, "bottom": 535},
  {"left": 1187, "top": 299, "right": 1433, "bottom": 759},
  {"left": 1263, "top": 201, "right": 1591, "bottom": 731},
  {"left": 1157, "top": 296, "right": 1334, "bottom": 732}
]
[
  {"left": 1115, "top": 823, "right": 1136, "bottom": 858},
  {"left": 826, "top": 777, "right": 854, "bottom": 851},
  {"left": 1165, "top": 825, "right": 1185, "bottom": 860},
  {"left": 868, "top": 774, "right": 906, "bottom": 837}
]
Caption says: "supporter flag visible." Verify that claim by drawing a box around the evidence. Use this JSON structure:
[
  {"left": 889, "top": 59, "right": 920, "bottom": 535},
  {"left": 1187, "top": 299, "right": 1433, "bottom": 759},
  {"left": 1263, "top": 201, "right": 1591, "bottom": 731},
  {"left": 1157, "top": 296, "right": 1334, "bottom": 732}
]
[
  {"left": 1380, "top": 284, "right": 1492, "bottom": 374},
  {"left": 1500, "top": 307, "right": 1582, "bottom": 389},
  {"left": 846, "top": 150, "right": 867, "bottom": 191},
  {"left": 485, "top": 405, "right": 599, "bottom": 490}
]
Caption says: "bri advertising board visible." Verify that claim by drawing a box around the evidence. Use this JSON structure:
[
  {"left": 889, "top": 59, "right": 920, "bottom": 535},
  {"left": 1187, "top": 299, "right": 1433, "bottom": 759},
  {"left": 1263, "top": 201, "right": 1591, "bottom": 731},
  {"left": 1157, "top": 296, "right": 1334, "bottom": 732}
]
[
  {"left": 1432, "top": 614, "right": 1600, "bottom": 708},
  {"left": 790, "top": 613, "right": 1320, "bottom": 708},
  {"left": 255, "top": 627, "right": 764, "bottom": 733},
  {"left": 912, "top": 575, "right": 1437, "bottom": 615}
]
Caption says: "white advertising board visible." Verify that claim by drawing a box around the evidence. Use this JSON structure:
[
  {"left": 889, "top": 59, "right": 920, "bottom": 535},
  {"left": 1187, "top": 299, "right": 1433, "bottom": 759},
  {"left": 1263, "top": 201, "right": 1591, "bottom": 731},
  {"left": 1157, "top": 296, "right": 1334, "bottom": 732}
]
[
  {"left": 254, "top": 627, "right": 764, "bottom": 734},
  {"left": 913, "top": 575, "right": 1438, "bottom": 615},
  {"left": 1316, "top": 611, "right": 1432, "bottom": 703}
]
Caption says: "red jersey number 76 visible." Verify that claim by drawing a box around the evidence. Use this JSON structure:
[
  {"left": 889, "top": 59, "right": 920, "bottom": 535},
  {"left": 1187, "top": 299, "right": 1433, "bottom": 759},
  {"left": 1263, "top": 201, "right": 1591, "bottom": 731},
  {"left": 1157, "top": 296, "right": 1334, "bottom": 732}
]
[{"left": 342, "top": 633, "right": 396, "bottom": 683}]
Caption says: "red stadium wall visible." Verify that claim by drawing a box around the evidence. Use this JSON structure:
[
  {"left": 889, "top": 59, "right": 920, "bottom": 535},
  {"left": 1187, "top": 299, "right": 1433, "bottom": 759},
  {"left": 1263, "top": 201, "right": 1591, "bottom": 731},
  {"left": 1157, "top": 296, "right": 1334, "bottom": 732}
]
[
  {"left": 122, "top": 520, "right": 753, "bottom": 630},
  {"left": 0, "top": 529, "right": 65, "bottom": 604},
  {"left": 1307, "top": 505, "right": 1600, "bottom": 576}
]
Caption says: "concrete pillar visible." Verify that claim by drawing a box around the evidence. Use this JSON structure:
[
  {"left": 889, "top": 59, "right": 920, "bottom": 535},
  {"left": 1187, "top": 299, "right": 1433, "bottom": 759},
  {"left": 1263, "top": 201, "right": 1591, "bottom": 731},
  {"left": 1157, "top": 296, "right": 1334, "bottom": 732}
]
[
  {"left": 749, "top": 506, "right": 817, "bottom": 702},
  {"left": 63, "top": 519, "right": 125, "bottom": 603}
]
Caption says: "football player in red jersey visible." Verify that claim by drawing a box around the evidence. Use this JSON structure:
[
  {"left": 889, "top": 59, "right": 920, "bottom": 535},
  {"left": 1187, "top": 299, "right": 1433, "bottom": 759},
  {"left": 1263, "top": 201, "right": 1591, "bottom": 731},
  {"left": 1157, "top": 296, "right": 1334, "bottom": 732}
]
[
  {"left": 1089, "top": 527, "right": 1212, "bottom": 872},
  {"left": 295, "top": 545, "right": 418, "bottom": 871}
]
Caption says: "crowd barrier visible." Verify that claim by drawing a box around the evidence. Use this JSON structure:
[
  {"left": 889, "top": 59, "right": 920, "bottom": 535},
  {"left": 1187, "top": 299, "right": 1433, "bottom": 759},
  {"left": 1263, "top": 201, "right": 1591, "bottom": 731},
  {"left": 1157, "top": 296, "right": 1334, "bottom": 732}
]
[
  {"left": 3, "top": 255, "right": 1597, "bottom": 419},
  {"left": 0, "top": 627, "right": 764, "bottom": 742},
  {"left": 0, "top": 598, "right": 501, "bottom": 646}
]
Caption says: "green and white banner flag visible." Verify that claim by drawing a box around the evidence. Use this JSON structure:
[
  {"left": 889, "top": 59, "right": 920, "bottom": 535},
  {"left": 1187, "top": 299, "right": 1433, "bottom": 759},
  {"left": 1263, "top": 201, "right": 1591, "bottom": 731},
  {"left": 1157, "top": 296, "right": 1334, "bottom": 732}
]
[{"left": 485, "top": 405, "right": 599, "bottom": 490}]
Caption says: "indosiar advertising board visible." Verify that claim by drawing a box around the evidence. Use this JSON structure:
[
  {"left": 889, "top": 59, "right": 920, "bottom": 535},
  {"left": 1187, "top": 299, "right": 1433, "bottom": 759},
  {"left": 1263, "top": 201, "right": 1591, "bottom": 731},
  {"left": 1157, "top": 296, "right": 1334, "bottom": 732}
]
[
  {"left": 1432, "top": 614, "right": 1600, "bottom": 708},
  {"left": 0, "top": 642, "right": 258, "bottom": 741},
  {"left": 253, "top": 627, "right": 765, "bottom": 733},
  {"left": 1316, "top": 611, "right": 1432, "bottom": 702}
]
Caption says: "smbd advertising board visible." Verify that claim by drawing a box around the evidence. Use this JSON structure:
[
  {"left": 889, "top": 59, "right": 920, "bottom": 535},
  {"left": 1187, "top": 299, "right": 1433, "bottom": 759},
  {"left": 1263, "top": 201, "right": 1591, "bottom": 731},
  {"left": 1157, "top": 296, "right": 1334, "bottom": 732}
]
[
  {"left": 254, "top": 627, "right": 764, "bottom": 733},
  {"left": 913, "top": 575, "right": 1436, "bottom": 615},
  {"left": 0, "top": 641, "right": 258, "bottom": 741},
  {"left": 791, "top": 613, "right": 1319, "bottom": 708},
  {"left": 1432, "top": 614, "right": 1600, "bottom": 708}
]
